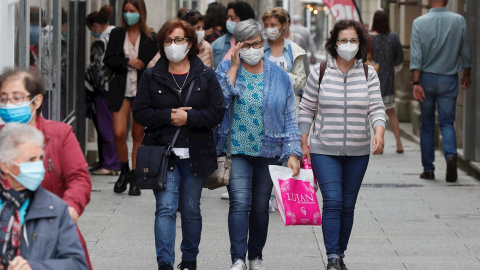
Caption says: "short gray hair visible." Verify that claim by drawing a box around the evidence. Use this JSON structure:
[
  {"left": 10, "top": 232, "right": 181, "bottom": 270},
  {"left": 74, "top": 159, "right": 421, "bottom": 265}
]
[
  {"left": 0, "top": 123, "right": 44, "bottom": 164},
  {"left": 233, "top": 19, "right": 264, "bottom": 43}
]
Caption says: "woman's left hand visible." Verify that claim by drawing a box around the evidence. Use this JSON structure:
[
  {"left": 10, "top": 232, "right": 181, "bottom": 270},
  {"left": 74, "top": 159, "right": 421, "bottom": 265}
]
[
  {"left": 171, "top": 107, "right": 192, "bottom": 127},
  {"left": 7, "top": 256, "right": 31, "bottom": 270},
  {"left": 287, "top": 155, "right": 300, "bottom": 177},
  {"left": 372, "top": 126, "right": 385, "bottom": 155}
]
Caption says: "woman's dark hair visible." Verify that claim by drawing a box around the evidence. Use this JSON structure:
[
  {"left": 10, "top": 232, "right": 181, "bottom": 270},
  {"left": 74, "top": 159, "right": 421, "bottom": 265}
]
[
  {"left": 325, "top": 20, "right": 368, "bottom": 60},
  {"left": 371, "top": 10, "right": 390, "bottom": 34},
  {"left": 177, "top": 7, "right": 188, "bottom": 19},
  {"left": 157, "top": 19, "right": 199, "bottom": 59},
  {"left": 0, "top": 69, "right": 45, "bottom": 114},
  {"left": 121, "top": 0, "right": 152, "bottom": 37},
  {"left": 86, "top": 5, "right": 113, "bottom": 27},
  {"left": 181, "top": 10, "right": 204, "bottom": 27},
  {"left": 226, "top": 1, "right": 255, "bottom": 21},
  {"left": 204, "top": 2, "right": 226, "bottom": 33}
]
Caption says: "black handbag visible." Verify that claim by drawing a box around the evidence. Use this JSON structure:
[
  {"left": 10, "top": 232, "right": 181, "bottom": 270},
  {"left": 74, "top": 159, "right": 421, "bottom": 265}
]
[{"left": 135, "top": 80, "right": 195, "bottom": 190}]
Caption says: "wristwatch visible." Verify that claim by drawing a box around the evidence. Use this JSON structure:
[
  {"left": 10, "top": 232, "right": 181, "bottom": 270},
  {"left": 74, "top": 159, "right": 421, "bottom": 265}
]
[{"left": 411, "top": 81, "right": 420, "bottom": 85}]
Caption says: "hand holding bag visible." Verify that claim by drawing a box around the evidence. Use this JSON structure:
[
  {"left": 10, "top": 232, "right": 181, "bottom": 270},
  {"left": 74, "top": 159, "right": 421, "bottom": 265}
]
[
  {"left": 135, "top": 81, "right": 195, "bottom": 190},
  {"left": 203, "top": 100, "right": 234, "bottom": 190},
  {"left": 269, "top": 165, "right": 322, "bottom": 226}
]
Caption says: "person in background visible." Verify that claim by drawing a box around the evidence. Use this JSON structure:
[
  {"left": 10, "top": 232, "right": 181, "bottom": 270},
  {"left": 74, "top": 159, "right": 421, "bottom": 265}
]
[
  {"left": 298, "top": 20, "right": 385, "bottom": 270},
  {"left": 148, "top": 10, "right": 213, "bottom": 69},
  {"left": 133, "top": 19, "right": 225, "bottom": 270},
  {"left": 85, "top": 5, "right": 120, "bottom": 175},
  {"left": 216, "top": 19, "right": 302, "bottom": 270},
  {"left": 410, "top": 0, "right": 471, "bottom": 182},
  {"left": 103, "top": 0, "right": 157, "bottom": 196},
  {"left": 290, "top": 14, "right": 316, "bottom": 64},
  {"left": 177, "top": 7, "right": 188, "bottom": 19},
  {"left": 262, "top": 7, "right": 306, "bottom": 91},
  {"left": 211, "top": 1, "right": 255, "bottom": 70},
  {"left": 0, "top": 69, "right": 93, "bottom": 269},
  {"left": 204, "top": 2, "right": 227, "bottom": 43},
  {"left": 0, "top": 123, "right": 88, "bottom": 270},
  {"left": 369, "top": 10, "right": 404, "bottom": 154}
]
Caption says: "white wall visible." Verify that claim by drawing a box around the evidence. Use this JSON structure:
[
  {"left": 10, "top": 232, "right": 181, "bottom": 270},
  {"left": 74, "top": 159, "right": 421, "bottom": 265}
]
[{"left": 0, "top": 0, "right": 20, "bottom": 71}]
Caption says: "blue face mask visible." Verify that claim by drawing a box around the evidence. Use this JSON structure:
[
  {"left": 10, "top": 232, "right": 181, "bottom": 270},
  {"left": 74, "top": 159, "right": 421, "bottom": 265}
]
[
  {"left": 62, "top": 31, "right": 68, "bottom": 38},
  {"left": 91, "top": 31, "right": 101, "bottom": 38},
  {"left": 124, "top": 12, "right": 140, "bottom": 26},
  {"left": 226, "top": 21, "right": 237, "bottom": 34},
  {"left": 0, "top": 98, "right": 36, "bottom": 124},
  {"left": 9, "top": 161, "right": 45, "bottom": 191}
]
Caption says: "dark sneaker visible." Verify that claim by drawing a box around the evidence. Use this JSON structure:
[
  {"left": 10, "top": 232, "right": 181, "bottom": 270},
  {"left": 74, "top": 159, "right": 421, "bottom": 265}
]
[
  {"left": 177, "top": 261, "right": 196, "bottom": 270},
  {"left": 446, "top": 157, "right": 458, "bottom": 182},
  {"left": 420, "top": 171, "right": 435, "bottom": 180},
  {"left": 339, "top": 257, "right": 348, "bottom": 270},
  {"left": 326, "top": 258, "right": 341, "bottom": 270},
  {"left": 159, "top": 262, "right": 173, "bottom": 270}
]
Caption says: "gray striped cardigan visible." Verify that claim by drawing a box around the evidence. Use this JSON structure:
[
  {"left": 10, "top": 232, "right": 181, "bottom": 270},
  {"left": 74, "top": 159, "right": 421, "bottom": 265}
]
[{"left": 298, "top": 58, "right": 386, "bottom": 156}]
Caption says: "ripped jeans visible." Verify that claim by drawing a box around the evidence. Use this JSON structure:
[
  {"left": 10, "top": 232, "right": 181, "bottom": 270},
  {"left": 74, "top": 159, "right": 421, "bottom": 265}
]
[{"left": 153, "top": 158, "right": 206, "bottom": 267}]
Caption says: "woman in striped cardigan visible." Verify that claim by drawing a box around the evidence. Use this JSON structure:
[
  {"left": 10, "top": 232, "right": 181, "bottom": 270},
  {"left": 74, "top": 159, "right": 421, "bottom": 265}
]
[{"left": 298, "top": 20, "right": 386, "bottom": 270}]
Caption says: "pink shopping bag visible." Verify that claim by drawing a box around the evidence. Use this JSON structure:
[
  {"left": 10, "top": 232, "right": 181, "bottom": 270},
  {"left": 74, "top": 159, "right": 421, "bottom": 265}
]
[{"left": 269, "top": 165, "right": 322, "bottom": 226}]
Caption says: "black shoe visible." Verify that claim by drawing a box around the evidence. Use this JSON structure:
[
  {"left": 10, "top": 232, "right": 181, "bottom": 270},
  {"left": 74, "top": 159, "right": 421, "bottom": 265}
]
[
  {"left": 446, "top": 157, "right": 458, "bottom": 182},
  {"left": 326, "top": 258, "right": 341, "bottom": 270},
  {"left": 339, "top": 257, "right": 348, "bottom": 270},
  {"left": 158, "top": 262, "right": 173, "bottom": 270},
  {"left": 114, "top": 162, "right": 130, "bottom": 193},
  {"left": 420, "top": 171, "right": 435, "bottom": 180},
  {"left": 128, "top": 170, "right": 141, "bottom": 196},
  {"left": 177, "top": 261, "right": 196, "bottom": 270}
]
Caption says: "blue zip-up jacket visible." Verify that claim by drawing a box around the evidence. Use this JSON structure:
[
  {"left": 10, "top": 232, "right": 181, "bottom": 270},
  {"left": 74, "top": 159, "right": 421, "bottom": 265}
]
[
  {"left": 18, "top": 186, "right": 88, "bottom": 269},
  {"left": 215, "top": 59, "right": 302, "bottom": 161}
]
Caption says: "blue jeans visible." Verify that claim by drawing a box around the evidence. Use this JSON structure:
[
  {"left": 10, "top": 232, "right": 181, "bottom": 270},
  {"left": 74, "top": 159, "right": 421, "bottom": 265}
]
[
  {"left": 419, "top": 72, "right": 459, "bottom": 172},
  {"left": 227, "top": 155, "right": 281, "bottom": 263},
  {"left": 153, "top": 159, "right": 206, "bottom": 267},
  {"left": 310, "top": 154, "right": 369, "bottom": 258}
]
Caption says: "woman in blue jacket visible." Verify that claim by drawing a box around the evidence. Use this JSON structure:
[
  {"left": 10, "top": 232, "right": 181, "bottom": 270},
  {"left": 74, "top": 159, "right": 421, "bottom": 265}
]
[
  {"left": 132, "top": 19, "right": 225, "bottom": 270},
  {"left": 215, "top": 19, "right": 302, "bottom": 270},
  {"left": 0, "top": 123, "right": 87, "bottom": 270}
]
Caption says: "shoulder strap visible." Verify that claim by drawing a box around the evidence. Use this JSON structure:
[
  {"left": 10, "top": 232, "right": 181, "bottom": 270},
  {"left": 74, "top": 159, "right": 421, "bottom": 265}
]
[
  {"left": 169, "top": 80, "right": 195, "bottom": 149},
  {"left": 363, "top": 63, "right": 368, "bottom": 81},
  {"left": 319, "top": 61, "right": 327, "bottom": 87}
]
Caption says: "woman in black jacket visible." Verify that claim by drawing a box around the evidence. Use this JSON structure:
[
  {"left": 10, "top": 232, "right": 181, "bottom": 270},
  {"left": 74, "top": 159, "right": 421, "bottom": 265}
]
[
  {"left": 132, "top": 19, "right": 225, "bottom": 270},
  {"left": 103, "top": 0, "right": 157, "bottom": 196}
]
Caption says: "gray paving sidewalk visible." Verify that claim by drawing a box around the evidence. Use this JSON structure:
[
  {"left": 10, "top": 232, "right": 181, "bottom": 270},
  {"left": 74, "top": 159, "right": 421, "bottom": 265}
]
[{"left": 79, "top": 129, "right": 480, "bottom": 270}]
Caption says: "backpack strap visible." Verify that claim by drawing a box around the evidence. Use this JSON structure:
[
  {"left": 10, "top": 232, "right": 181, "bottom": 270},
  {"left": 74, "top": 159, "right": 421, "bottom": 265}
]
[{"left": 363, "top": 63, "right": 368, "bottom": 81}]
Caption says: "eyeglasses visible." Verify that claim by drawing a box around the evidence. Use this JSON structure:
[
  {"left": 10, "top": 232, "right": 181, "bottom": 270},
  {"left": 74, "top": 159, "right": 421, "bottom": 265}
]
[
  {"left": 337, "top": 38, "right": 360, "bottom": 45},
  {"left": 164, "top": 37, "right": 189, "bottom": 47},
  {"left": 0, "top": 94, "right": 32, "bottom": 107},
  {"left": 240, "top": 40, "right": 263, "bottom": 50}
]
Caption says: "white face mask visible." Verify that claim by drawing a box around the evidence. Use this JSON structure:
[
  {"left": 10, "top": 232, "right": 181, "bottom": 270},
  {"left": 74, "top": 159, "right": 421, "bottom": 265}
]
[
  {"left": 336, "top": 43, "right": 359, "bottom": 61},
  {"left": 164, "top": 43, "right": 190, "bottom": 63},
  {"left": 196, "top": 31, "right": 205, "bottom": 44},
  {"left": 266, "top": 27, "right": 282, "bottom": 40},
  {"left": 240, "top": 47, "right": 264, "bottom": 66}
]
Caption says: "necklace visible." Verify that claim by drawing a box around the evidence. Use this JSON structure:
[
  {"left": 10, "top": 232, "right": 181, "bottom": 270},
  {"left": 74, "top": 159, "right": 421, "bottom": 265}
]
[{"left": 171, "top": 72, "right": 190, "bottom": 93}]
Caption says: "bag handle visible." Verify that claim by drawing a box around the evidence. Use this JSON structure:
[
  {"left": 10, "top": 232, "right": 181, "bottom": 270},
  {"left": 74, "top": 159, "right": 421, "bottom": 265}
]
[{"left": 169, "top": 80, "right": 195, "bottom": 150}]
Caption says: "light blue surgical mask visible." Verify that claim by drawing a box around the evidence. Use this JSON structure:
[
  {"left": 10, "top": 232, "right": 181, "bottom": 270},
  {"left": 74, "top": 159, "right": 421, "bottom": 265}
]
[
  {"left": 124, "top": 12, "right": 140, "bottom": 26},
  {"left": 91, "top": 31, "right": 101, "bottom": 38},
  {"left": 0, "top": 98, "right": 36, "bottom": 124},
  {"left": 226, "top": 21, "right": 237, "bottom": 34},
  {"left": 9, "top": 161, "right": 45, "bottom": 191}
]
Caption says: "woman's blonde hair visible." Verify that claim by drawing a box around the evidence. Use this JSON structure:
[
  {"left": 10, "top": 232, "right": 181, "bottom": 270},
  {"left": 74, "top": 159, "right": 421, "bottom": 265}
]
[{"left": 262, "top": 7, "right": 288, "bottom": 25}]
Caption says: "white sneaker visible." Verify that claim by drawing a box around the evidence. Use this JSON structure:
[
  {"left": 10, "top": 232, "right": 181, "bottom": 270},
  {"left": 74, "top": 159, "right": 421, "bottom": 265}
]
[
  {"left": 221, "top": 191, "right": 230, "bottom": 200},
  {"left": 249, "top": 258, "right": 266, "bottom": 270},
  {"left": 230, "top": 259, "right": 247, "bottom": 270}
]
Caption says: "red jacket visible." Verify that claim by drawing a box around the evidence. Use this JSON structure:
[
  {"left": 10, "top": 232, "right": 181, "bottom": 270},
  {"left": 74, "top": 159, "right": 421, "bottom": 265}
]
[{"left": 36, "top": 116, "right": 92, "bottom": 216}]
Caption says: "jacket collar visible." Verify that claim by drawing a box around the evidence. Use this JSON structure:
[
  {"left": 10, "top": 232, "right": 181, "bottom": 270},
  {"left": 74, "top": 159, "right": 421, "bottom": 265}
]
[
  {"left": 152, "top": 54, "right": 207, "bottom": 81},
  {"left": 34, "top": 115, "right": 50, "bottom": 145},
  {"left": 263, "top": 37, "right": 290, "bottom": 53},
  {"left": 328, "top": 57, "right": 363, "bottom": 70},
  {"left": 429, "top": 7, "right": 447, "bottom": 13},
  {"left": 24, "top": 186, "right": 58, "bottom": 220}
]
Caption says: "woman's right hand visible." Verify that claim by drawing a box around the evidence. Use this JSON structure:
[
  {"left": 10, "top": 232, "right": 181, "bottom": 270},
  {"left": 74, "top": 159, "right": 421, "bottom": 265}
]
[{"left": 129, "top": 58, "right": 145, "bottom": 70}]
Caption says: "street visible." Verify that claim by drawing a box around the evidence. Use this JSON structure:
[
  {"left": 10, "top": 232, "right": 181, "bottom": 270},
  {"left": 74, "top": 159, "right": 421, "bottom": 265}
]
[{"left": 79, "top": 126, "right": 480, "bottom": 270}]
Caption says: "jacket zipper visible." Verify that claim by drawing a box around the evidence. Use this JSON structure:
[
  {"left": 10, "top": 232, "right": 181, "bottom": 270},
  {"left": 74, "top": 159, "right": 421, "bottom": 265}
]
[
  {"left": 343, "top": 75, "right": 347, "bottom": 156},
  {"left": 48, "top": 159, "right": 61, "bottom": 182}
]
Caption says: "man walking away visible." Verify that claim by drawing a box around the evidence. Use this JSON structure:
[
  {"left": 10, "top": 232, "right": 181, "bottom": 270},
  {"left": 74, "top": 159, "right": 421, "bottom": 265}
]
[{"left": 410, "top": 0, "right": 472, "bottom": 182}]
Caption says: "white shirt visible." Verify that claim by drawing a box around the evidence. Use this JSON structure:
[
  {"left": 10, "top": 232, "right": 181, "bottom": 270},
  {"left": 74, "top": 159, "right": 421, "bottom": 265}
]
[{"left": 123, "top": 32, "right": 140, "bottom": 97}]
